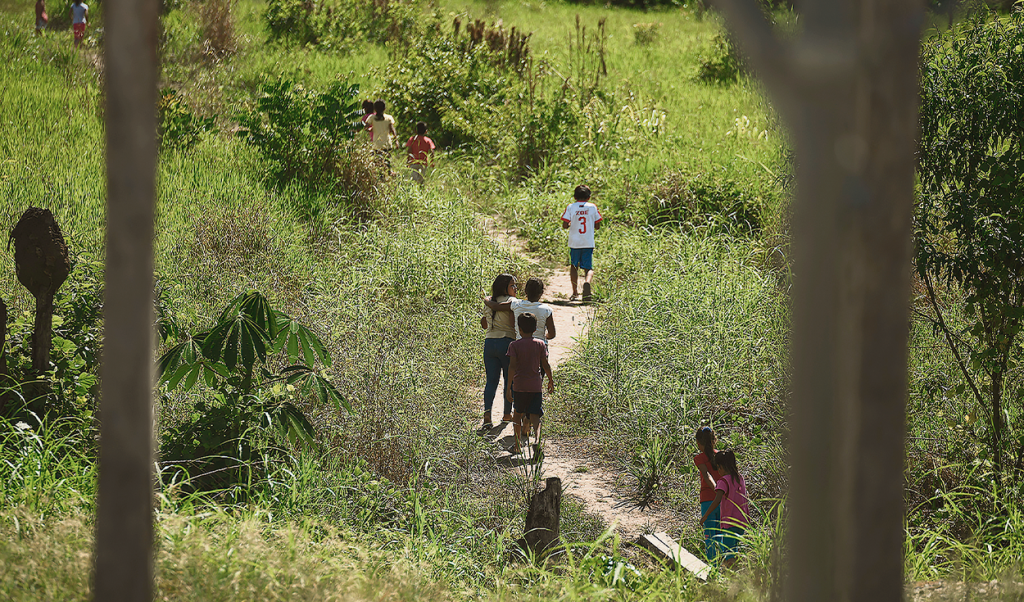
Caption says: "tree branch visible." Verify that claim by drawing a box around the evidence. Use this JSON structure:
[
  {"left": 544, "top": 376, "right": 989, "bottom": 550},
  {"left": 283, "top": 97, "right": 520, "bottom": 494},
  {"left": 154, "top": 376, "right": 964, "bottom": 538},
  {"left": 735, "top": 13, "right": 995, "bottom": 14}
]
[{"left": 923, "top": 272, "right": 988, "bottom": 418}]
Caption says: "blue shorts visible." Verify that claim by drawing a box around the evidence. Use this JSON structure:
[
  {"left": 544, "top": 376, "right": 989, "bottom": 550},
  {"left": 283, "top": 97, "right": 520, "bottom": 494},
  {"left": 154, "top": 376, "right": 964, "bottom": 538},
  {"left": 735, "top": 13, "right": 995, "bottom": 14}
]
[
  {"left": 569, "top": 248, "right": 594, "bottom": 271},
  {"left": 512, "top": 391, "right": 544, "bottom": 417}
]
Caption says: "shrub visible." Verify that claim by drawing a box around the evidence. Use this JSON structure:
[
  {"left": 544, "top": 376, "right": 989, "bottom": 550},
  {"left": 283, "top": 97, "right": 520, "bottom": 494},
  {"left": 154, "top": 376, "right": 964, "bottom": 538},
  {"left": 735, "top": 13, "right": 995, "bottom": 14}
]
[
  {"left": 696, "top": 32, "right": 745, "bottom": 84},
  {"left": 644, "top": 170, "right": 762, "bottom": 235},
  {"left": 158, "top": 291, "right": 347, "bottom": 493},
  {"left": 238, "top": 78, "right": 392, "bottom": 217},
  {"left": 158, "top": 88, "right": 215, "bottom": 151},
  {"left": 264, "top": 0, "right": 422, "bottom": 49},
  {"left": 632, "top": 22, "right": 661, "bottom": 46}
]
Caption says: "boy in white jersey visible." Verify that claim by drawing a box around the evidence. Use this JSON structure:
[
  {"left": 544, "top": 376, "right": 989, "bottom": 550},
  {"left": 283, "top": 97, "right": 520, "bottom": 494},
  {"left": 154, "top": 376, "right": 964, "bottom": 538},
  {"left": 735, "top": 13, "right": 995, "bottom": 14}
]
[
  {"left": 484, "top": 277, "right": 556, "bottom": 343},
  {"left": 560, "top": 185, "right": 603, "bottom": 301}
]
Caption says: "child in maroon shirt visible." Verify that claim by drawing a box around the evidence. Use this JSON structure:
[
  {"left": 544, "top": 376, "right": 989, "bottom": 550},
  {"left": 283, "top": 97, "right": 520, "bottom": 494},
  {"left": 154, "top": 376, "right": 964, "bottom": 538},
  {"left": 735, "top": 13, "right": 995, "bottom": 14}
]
[{"left": 506, "top": 312, "right": 554, "bottom": 453}]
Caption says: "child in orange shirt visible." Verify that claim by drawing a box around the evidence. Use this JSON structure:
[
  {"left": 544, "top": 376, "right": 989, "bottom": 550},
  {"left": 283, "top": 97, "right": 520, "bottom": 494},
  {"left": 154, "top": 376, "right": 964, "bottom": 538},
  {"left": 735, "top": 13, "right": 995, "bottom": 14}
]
[{"left": 405, "top": 121, "right": 435, "bottom": 183}]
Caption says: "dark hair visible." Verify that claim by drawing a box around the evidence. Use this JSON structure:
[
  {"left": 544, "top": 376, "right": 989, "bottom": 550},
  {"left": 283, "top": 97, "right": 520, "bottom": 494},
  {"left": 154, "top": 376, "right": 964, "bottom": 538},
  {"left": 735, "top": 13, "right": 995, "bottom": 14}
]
[
  {"left": 518, "top": 312, "right": 537, "bottom": 335},
  {"left": 373, "top": 99, "right": 386, "bottom": 119},
  {"left": 490, "top": 274, "right": 515, "bottom": 321},
  {"left": 416, "top": 121, "right": 427, "bottom": 136},
  {"left": 524, "top": 277, "right": 544, "bottom": 301},
  {"left": 695, "top": 426, "right": 718, "bottom": 471},
  {"left": 362, "top": 100, "right": 374, "bottom": 113},
  {"left": 574, "top": 185, "right": 591, "bottom": 201},
  {"left": 714, "top": 450, "right": 740, "bottom": 480}
]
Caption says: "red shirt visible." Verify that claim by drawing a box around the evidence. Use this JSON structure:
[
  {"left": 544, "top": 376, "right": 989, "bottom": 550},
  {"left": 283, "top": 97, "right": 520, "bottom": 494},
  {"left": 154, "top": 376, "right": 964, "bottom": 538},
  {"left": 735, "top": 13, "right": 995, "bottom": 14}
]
[
  {"left": 693, "top": 452, "right": 723, "bottom": 502},
  {"left": 405, "top": 135, "right": 435, "bottom": 165}
]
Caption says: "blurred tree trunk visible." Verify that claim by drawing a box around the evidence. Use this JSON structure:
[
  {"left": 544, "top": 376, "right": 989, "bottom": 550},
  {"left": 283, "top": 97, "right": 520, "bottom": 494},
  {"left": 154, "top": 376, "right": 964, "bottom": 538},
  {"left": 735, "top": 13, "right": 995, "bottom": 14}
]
[
  {"left": 713, "top": 0, "right": 923, "bottom": 600},
  {"left": 93, "top": 0, "right": 159, "bottom": 596}
]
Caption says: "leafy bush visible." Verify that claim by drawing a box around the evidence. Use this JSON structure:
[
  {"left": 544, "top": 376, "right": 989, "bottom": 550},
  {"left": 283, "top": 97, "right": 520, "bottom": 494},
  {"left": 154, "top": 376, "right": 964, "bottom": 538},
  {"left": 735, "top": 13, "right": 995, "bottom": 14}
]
[
  {"left": 158, "top": 88, "right": 215, "bottom": 151},
  {"left": 0, "top": 255, "right": 104, "bottom": 423},
  {"left": 916, "top": 8, "right": 1024, "bottom": 483},
  {"left": 643, "top": 170, "right": 762, "bottom": 235},
  {"left": 696, "top": 32, "right": 745, "bottom": 84},
  {"left": 238, "top": 78, "right": 393, "bottom": 217},
  {"left": 632, "top": 22, "right": 661, "bottom": 46},
  {"left": 264, "top": 0, "right": 422, "bottom": 49},
  {"left": 158, "top": 291, "right": 348, "bottom": 493}
]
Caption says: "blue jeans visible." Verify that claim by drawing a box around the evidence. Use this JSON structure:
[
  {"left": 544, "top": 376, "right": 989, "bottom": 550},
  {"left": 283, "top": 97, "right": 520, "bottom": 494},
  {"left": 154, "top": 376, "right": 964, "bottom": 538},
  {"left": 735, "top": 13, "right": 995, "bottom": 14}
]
[
  {"left": 483, "top": 337, "right": 513, "bottom": 415},
  {"left": 700, "top": 501, "right": 722, "bottom": 562}
]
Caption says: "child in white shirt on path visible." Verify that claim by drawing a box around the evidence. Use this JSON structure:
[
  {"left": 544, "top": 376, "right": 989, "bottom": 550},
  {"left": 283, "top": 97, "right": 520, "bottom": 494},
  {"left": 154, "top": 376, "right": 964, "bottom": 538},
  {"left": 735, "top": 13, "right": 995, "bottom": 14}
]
[
  {"left": 560, "top": 185, "right": 603, "bottom": 301},
  {"left": 484, "top": 277, "right": 555, "bottom": 343}
]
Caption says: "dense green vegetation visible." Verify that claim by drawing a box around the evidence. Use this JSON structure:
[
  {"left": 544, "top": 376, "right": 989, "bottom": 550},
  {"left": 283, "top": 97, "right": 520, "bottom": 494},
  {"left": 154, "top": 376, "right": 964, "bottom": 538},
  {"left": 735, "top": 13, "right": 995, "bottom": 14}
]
[{"left": 0, "top": 0, "right": 1022, "bottom": 598}]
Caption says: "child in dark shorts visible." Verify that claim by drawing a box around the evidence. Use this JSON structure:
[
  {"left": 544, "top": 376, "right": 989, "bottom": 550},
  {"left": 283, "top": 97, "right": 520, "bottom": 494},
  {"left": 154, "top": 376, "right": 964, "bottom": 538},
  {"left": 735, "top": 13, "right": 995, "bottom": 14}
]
[{"left": 506, "top": 312, "right": 554, "bottom": 454}]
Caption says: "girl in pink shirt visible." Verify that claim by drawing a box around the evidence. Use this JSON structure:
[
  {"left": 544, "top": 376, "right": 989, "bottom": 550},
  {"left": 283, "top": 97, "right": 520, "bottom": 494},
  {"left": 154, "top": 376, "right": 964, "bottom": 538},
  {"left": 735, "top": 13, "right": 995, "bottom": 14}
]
[{"left": 699, "top": 449, "right": 750, "bottom": 568}]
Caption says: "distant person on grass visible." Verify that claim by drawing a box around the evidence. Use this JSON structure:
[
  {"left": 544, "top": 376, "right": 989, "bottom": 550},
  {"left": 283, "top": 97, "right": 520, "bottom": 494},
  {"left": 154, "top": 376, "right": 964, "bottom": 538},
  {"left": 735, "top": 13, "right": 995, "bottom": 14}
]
[
  {"left": 35, "top": 0, "right": 48, "bottom": 35},
  {"left": 367, "top": 99, "right": 396, "bottom": 150},
  {"left": 694, "top": 426, "right": 723, "bottom": 562},
  {"left": 360, "top": 100, "right": 375, "bottom": 141},
  {"left": 484, "top": 277, "right": 555, "bottom": 344},
  {"left": 699, "top": 449, "right": 750, "bottom": 569},
  {"left": 480, "top": 273, "right": 517, "bottom": 429},
  {"left": 560, "top": 185, "right": 603, "bottom": 301},
  {"left": 70, "top": 0, "right": 88, "bottom": 47},
  {"left": 405, "top": 121, "right": 435, "bottom": 183},
  {"left": 506, "top": 312, "right": 554, "bottom": 454}
]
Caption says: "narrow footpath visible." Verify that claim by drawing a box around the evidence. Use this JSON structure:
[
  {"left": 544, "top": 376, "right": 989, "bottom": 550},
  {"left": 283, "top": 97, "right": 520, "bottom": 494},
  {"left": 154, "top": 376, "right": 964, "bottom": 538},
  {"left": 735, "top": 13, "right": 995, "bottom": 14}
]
[{"left": 480, "top": 217, "right": 680, "bottom": 542}]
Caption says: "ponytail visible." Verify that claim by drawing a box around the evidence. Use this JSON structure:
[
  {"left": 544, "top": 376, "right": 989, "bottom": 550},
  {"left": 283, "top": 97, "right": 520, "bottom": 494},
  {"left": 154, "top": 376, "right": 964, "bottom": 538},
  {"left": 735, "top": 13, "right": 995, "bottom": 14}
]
[
  {"left": 695, "top": 426, "right": 718, "bottom": 471},
  {"left": 714, "top": 450, "right": 740, "bottom": 480}
]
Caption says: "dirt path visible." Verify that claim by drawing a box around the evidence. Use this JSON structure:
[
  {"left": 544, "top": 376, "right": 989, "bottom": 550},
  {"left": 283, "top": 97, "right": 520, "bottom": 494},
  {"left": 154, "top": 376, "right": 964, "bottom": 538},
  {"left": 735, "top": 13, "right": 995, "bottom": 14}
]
[{"left": 480, "top": 217, "right": 680, "bottom": 541}]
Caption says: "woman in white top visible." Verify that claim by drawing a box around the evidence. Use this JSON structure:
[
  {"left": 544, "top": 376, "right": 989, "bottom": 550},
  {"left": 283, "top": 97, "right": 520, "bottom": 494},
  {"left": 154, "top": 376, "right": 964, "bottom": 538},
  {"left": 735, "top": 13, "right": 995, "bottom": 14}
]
[
  {"left": 367, "top": 99, "right": 397, "bottom": 150},
  {"left": 480, "top": 274, "right": 517, "bottom": 428}
]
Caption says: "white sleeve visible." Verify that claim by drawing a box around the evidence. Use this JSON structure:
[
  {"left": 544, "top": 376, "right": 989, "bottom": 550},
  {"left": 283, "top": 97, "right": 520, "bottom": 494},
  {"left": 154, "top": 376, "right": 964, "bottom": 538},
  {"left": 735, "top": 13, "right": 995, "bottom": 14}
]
[{"left": 561, "top": 204, "right": 572, "bottom": 221}]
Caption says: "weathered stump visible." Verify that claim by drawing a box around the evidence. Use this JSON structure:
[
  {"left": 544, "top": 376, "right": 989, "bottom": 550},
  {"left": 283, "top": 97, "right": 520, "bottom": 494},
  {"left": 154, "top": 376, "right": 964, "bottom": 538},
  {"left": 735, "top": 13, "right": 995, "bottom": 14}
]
[
  {"left": 9, "top": 207, "right": 70, "bottom": 376},
  {"left": 517, "top": 477, "right": 562, "bottom": 558}
]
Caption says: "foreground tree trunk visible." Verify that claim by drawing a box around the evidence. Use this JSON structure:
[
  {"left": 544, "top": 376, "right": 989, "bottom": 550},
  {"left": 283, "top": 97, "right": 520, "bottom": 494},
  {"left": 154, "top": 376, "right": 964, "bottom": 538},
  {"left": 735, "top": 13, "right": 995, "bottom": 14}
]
[
  {"left": 713, "top": 1, "right": 923, "bottom": 600},
  {"left": 93, "top": 0, "right": 159, "bottom": 596}
]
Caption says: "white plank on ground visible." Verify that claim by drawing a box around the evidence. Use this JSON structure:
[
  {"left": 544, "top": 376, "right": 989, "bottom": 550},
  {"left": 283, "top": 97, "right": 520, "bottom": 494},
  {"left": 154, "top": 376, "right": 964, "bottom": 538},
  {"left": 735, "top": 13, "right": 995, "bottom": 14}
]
[{"left": 637, "top": 532, "right": 711, "bottom": 580}]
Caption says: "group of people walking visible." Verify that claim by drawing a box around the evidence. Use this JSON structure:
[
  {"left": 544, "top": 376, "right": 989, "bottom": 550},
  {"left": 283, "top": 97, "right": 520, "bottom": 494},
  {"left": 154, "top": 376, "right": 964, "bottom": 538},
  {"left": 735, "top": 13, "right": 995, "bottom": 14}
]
[
  {"left": 358, "top": 99, "right": 435, "bottom": 182},
  {"left": 480, "top": 184, "right": 750, "bottom": 568},
  {"left": 479, "top": 185, "right": 603, "bottom": 452},
  {"left": 34, "top": 0, "right": 89, "bottom": 47}
]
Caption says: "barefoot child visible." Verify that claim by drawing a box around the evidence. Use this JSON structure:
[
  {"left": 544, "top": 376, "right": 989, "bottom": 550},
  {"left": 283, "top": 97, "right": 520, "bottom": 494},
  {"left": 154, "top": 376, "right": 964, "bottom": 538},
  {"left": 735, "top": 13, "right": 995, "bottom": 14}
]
[
  {"left": 560, "top": 185, "right": 603, "bottom": 301},
  {"left": 699, "top": 450, "right": 750, "bottom": 569},
  {"left": 506, "top": 313, "right": 554, "bottom": 452},
  {"left": 694, "top": 426, "right": 723, "bottom": 562}
]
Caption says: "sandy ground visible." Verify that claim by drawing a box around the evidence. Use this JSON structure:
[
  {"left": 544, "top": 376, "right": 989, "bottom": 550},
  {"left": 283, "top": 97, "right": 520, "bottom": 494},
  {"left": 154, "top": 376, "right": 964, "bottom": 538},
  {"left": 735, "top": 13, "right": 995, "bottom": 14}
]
[{"left": 479, "top": 217, "right": 681, "bottom": 541}]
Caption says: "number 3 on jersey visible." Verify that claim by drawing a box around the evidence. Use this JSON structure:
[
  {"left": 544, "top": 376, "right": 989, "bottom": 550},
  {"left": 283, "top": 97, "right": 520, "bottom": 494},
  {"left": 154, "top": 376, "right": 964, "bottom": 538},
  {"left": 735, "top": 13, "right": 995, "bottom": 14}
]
[{"left": 578, "top": 215, "right": 587, "bottom": 234}]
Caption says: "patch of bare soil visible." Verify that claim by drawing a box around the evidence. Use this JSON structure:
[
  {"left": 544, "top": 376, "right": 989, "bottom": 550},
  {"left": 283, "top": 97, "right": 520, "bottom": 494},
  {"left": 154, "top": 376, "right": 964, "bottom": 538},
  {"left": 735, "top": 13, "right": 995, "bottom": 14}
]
[{"left": 908, "top": 580, "right": 1024, "bottom": 601}]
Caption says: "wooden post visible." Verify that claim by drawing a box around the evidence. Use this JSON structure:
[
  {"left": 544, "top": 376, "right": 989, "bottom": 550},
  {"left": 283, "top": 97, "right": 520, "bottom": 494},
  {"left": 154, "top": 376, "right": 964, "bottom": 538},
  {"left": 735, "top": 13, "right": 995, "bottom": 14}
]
[
  {"left": 94, "top": 0, "right": 159, "bottom": 595},
  {"left": 712, "top": 1, "right": 923, "bottom": 600},
  {"left": 517, "top": 477, "right": 562, "bottom": 558}
]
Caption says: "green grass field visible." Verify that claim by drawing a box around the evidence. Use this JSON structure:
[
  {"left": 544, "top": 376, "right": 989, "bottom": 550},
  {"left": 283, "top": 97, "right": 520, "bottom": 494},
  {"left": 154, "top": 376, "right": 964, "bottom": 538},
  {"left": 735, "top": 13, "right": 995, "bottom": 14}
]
[{"left": 0, "top": 0, "right": 1021, "bottom": 598}]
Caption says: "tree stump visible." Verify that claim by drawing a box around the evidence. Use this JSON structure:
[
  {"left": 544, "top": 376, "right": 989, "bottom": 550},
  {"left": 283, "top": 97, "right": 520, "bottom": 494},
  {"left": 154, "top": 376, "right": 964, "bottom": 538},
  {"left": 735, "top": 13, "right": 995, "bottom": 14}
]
[
  {"left": 9, "top": 207, "right": 70, "bottom": 376},
  {"left": 517, "top": 477, "right": 562, "bottom": 559}
]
